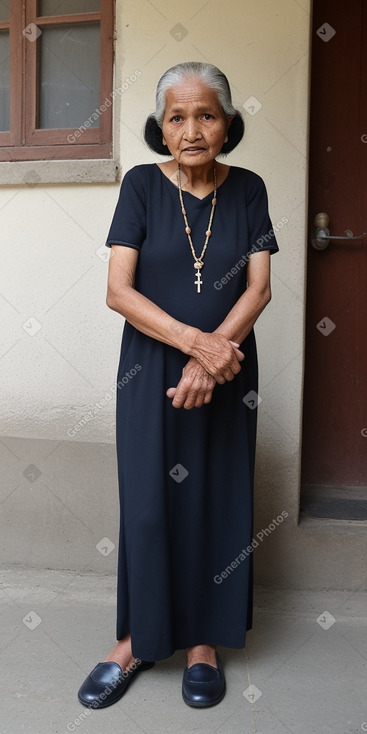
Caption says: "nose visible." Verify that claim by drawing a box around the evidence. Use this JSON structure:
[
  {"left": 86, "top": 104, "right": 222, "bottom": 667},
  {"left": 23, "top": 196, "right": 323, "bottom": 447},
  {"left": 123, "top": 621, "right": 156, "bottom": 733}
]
[{"left": 183, "top": 117, "right": 201, "bottom": 142}]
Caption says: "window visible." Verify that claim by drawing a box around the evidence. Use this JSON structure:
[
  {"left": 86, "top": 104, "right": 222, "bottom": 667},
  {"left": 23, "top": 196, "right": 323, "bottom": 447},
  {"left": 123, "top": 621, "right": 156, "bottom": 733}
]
[{"left": 0, "top": 0, "right": 114, "bottom": 161}]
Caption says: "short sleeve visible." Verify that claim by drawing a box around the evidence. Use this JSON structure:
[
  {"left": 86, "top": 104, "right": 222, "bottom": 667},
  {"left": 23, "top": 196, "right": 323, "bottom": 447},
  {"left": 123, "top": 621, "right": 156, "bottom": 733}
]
[
  {"left": 246, "top": 173, "right": 279, "bottom": 255},
  {"left": 105, "top": 166, "right": 147, "bottom": 250}
]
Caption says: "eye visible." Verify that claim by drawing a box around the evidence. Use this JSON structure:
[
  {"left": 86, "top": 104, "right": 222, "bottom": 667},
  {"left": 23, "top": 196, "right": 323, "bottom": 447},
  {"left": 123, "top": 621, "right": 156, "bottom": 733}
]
[
  {"left": 171, "top": 115, "right": 182, "bottom": 123},
  {"left": 202, "top": 113, "right": 213, "bottom": 120}
]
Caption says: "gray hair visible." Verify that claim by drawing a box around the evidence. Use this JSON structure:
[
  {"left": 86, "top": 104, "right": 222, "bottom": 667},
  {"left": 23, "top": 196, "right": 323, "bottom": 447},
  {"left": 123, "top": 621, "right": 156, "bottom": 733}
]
[{"left": 153, "top": 62, "right": 237, "bottom": 127}]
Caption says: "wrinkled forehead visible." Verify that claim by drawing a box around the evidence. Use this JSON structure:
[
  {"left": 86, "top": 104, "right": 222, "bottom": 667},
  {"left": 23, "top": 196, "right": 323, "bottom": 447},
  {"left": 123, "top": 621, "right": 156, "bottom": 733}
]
[{"left": 163, "top": 79, "right": 222, "bottom": 113}]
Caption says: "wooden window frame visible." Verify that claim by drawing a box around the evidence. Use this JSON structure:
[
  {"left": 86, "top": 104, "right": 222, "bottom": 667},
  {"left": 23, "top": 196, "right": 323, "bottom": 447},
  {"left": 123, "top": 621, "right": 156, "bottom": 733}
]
[{"left": 0, "top": 1, "right": 114, "bottom": 162}]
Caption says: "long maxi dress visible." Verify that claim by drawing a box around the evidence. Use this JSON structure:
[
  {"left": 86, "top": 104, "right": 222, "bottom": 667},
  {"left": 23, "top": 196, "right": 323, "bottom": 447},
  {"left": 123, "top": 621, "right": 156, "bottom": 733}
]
[{"left": 105, "top": 163, "right": 279, "bottom": 662}]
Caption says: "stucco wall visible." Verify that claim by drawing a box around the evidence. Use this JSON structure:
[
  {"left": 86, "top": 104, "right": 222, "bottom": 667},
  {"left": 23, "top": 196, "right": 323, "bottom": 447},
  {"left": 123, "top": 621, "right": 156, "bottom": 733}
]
[{"left": 1, "top": 0, "right": 310, "bottom": 442}]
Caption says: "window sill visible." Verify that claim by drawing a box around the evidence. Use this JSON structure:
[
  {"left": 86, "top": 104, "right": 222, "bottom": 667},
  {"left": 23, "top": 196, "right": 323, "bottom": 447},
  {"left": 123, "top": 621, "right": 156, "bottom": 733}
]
[
  {"left": 298, "top": 512, "right": 367, "bottom": 533},
  {"left": 0, "top": 159, "right": 120, "bottom": 186}
]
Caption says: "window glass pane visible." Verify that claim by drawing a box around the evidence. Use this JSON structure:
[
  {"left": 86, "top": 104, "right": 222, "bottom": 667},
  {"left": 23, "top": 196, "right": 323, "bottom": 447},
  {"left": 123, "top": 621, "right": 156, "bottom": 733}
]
[
  {"left": 39, "top": 24, "right": 100, "bottom": 130},
  {"left": 0, "top": 0, "right": 9, "bottom": 22},
  {"left": 0, "top": 31, "right": 10, "bottom": 132},
  {"left": 39, "top": 0, "right": 100, "bottom": 15}
]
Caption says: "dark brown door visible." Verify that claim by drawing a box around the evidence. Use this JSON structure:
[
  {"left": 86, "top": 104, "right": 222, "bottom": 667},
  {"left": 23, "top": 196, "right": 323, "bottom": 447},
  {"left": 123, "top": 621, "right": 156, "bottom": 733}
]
[{"left": 301, "top": 1, "right": 367, "bottom": 499}]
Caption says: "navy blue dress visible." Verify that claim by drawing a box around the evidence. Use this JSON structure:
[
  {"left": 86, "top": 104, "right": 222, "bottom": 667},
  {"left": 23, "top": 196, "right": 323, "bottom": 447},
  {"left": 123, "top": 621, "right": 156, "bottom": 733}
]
[{"left": 106, "top": 163, "right": 279, "bottom": 661}]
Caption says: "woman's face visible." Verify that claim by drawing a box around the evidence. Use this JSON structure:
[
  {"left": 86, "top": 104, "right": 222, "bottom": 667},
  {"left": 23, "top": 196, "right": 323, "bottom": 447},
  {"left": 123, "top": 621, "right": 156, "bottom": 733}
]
[{"left": 161, "top": 77, "right": 232, "bottom": 168}]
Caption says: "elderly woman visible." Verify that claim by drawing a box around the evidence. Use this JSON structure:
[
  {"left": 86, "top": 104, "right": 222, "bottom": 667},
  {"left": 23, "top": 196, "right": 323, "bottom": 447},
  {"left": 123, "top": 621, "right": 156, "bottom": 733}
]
[{"left": 78, "top": 61, "right": 278, "bottom": 709}]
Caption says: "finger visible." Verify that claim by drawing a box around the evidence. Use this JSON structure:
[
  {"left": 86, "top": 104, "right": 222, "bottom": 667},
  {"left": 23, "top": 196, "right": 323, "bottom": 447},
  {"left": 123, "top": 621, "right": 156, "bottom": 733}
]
[
  {"left": 193, "top": 392, "right": 206, "bottom": 408},
  {"left": 230, "top": 360, "right": 242, "bottom": 375},
  {"left": 172, "top": 395, "right": 185, "bottom": 408},
  {"left": 203, "top": 390, "right": 213, "bottom": 404},
  {"left": 172, "top": 389, "right": 187, "bottom": 408},
  {"left": 172, "top": 379, "right": 195, "bottom": 408},
  {"left": 229, "top": 342, "right": 244, "bottom": 361},
  {"left": 166, "top": 387, "right": 176, "bottom": 398},
  {"left": 228, "top": 351, "right": 244, "bottom": 372},
  {"left": 233, "top": 348, "right": 245, "bottom": 361},
  {"left": 228, "top": 343, "right": 245, "bottom": 362},
  {"left": 170, "top": 383, "right": 187, "bottom": 408},
  {"left": 182, "top": 391, "right": 200, "bottom": 410},
  {"left": 181, "top": 383, "right": 207, "bottom": 410}
]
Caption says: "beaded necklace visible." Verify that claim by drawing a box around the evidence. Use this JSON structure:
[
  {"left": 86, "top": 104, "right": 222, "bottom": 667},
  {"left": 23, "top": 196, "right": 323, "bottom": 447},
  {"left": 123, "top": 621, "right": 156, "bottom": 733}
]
[{"left": 177, "top": 162, "right": 217, "bottom": 293}]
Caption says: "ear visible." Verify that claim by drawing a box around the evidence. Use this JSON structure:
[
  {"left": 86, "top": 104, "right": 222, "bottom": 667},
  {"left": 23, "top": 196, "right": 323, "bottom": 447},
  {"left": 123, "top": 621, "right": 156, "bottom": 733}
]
[
  {"left": 227, "top": 114, "right": 235, "bottom": 130},
  {"left": 224, "top": 115, "right": 235, "bottom": 143},
  {"left": 162, "top": 136, "right": 167, "bottom": 145}
]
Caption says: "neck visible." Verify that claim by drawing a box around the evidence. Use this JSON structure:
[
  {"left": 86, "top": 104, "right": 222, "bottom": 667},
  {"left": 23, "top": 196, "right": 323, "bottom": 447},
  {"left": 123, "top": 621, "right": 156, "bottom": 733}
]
[{"left": 178, "top": 161, "right": 216, "bottom": 187}]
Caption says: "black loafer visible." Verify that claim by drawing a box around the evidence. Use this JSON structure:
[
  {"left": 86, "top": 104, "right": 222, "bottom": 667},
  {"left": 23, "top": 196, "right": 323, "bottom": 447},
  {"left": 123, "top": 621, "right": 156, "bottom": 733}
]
[
  {"left": 78, "top": 659, "right": 155, "bottom": 708},
  {"left": 182, "top": 651, "right": 225, "bottom": 707}
]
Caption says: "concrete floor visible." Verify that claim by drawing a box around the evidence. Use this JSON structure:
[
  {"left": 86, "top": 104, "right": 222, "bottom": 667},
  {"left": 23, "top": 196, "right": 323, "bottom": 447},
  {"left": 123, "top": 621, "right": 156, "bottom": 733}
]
[{"left": 1, "top": 567, "right": 367, "bottom": 734}]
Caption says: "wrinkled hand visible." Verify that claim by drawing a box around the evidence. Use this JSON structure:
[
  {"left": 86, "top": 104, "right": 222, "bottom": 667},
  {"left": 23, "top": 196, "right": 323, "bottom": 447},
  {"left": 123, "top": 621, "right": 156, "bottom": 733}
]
[
  {"left": 189, "top": 332, "right": 245, "bottom": 384},
  {"left": 166, "top": 357, "right": 216, "bottom": 409}
]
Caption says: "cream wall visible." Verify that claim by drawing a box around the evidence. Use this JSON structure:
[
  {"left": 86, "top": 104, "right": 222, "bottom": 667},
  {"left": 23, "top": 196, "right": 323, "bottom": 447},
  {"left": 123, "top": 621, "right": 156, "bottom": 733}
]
[
  {"left": 4, "top": 0, "right": 346, "bottom": 587},
  {"left": 0, "top": 0, "right": 310, "bottom": 444}
]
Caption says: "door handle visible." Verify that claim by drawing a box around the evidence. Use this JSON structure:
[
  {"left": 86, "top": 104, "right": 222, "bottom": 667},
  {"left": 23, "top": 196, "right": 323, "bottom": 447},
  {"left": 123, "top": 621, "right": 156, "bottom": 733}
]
[{"left": 312, "top": 213, "right": 367, "bottom": 250}]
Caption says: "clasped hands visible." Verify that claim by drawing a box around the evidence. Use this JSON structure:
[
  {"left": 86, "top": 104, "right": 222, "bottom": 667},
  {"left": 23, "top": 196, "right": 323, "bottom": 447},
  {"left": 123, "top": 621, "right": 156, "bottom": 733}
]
[{"left": 166, "top": 331, "right": 245, "bottom": 410}]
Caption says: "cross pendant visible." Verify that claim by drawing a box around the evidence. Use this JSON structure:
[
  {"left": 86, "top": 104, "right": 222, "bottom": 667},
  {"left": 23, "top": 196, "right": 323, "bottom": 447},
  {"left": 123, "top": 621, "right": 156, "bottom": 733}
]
[{"left": 194, "top": 269, "right": 203, "bottom": 293}]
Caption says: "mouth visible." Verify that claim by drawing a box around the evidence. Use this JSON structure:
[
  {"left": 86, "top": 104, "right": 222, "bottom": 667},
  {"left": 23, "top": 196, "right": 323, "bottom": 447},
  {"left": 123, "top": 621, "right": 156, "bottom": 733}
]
[{"left": 183, "top": 146, "right": 206, "bottom": 152}]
